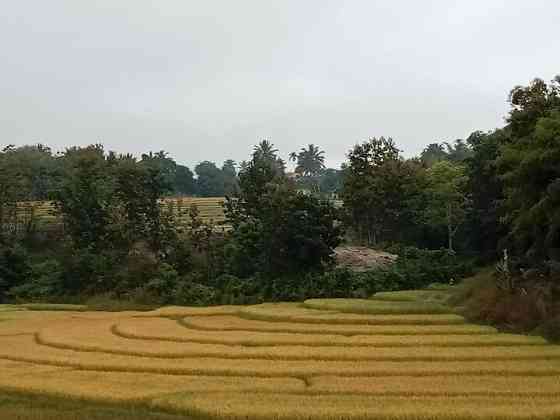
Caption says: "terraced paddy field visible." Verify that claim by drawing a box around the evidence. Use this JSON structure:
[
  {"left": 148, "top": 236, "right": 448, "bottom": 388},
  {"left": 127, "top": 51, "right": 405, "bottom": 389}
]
[
  {"left": 1, "top": 297, "right": 559, "bottom": 419},
  {"left": 14, "top": 197, "right": 228, "bottom": 230}
]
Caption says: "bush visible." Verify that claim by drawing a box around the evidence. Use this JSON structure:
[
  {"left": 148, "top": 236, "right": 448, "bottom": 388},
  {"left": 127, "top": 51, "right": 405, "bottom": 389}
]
[
  {"left": 173, "top": 279, "right": 216, "bottom": 306},
  {"left": 452, "top": 268, "right": 560, "bottom": 342},
  {"left": 214, "top": 274, "right": 263, "bottom": 305},
  {"left": 127, "top": 263, "right": 181, "bottom": 305},
  {"left": 382, "top": 245, "right": 474, "bottom": 290},
  {"left": 539, "top": 315, "right": 560, "bottom": 343},
  {"left": 0, "top": 244, "right": 30, "bottom": 302},
  {"left": 8, "top": 259, "right": 64, "bottom": 301}
]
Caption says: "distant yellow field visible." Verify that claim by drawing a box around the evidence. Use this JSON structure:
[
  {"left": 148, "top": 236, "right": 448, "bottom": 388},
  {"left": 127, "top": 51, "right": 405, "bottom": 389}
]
[
  {"left": 1, "top": 299, "right": 559, "bottom": 419},
  {"left": 15, "top": 197, "right": 228, "bottom": 228}
]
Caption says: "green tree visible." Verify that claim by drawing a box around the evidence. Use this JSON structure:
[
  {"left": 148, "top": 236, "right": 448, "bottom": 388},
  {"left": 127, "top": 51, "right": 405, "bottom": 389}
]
[
  {"left": 140, "top": 151, "right": 176, "bottom": 194},
  {"left": 53, "top": 145, "right": 115, "bottom": 250},
  {"left": 424, "top": 160, "right": 469, "bottom": 253},
  {"left": 498, "top": 111, "right": 560, "bottom": 261},
  {"left": 341, "top": 137, "right": 424, "bottom": 245},
  {"left": 253, "top": 140, "right": 286, "bottom": 176},
  {"left": 496, "top": 76, "right": 560, "bottom": 262},
  {"left": 445, "top": 139, "right": 473, "bottom": 163},
  {"left": 173, "top": 164, "right": 196, "bottom": 196},
  {"left": 420, "top": 143, "right": 447, "bottom": 167},
  {"left": 195, "top": 161, "right": 225, "bottom": 197},
  {"left": 289, "top": 144, "right": 326, "bottom": 177},
  {"left": 222, "top": 159, "right": 240, "bottom": 196},
  {"left": 465, "top": 130, "right": 506, "bottom": 259},
  {"left": 225, "top": 142, "right": 342, "bottom": 277},
  {"left": 319, "top": 168, "right": 342, "bottom": 196}
]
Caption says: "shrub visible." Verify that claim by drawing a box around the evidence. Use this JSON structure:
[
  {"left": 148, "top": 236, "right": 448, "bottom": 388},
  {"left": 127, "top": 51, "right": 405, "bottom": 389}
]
[
  {"left": 141, "top": 263, "right": 182, "bottom": 304},
  {"left": 539, "top": 315, "right": 560, "bottom": 343},
  {"left": 0, "top": 243, "right": 30, "bottom": 302},
  {"left": 382, "top": 245, "right": 474, "bottom": 290},
  {"left": 173, "top": 279, "right": 216, "bottom": 306},
  {"left": 8, "top": 259, "right": 64, "bottom": 301},
  {"left": 214, "top": 274, "right": 263, "bottom": 305}
]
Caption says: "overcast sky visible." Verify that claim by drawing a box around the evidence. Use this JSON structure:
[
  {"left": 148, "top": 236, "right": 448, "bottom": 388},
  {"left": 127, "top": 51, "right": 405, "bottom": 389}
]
[{"left": 1, "top": 1, "right": 558, "bottom": 169}]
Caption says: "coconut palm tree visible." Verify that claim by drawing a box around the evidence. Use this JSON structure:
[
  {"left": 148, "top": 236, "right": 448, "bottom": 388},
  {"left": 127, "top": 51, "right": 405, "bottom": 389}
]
[
  {"left": 420, "top": 143, "right": 447, "bottom": 167},
  {"left": 290, "top": 144, "right": 325, "bottom": 177},
  {"left": 253, "top": 140, "right": 278, "bottom": 161},
  {"left": 252, "top": 140, "right": 285, "bottom": 175}
]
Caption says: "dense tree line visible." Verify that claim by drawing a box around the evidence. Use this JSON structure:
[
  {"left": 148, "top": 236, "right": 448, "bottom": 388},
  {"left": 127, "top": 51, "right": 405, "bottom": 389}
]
[
  {"left": 0, "top": 139, "right": 346, "bottom": 304},
  {"left": 343, "top": 75, "right": 560, "bottom": 268},
  {"left": 1, "top": 75, "right": 558, "bottom": 314}
]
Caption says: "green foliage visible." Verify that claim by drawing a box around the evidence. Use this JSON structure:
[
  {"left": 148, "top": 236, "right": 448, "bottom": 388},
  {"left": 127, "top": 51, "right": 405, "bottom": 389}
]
[
  {"left": 173, "top": 277, "right": 216, "bottom": 306},
  {"left": 53, "top": 145, "right": 115, "bottom": 250},
  {"left": 499, "top": 107, "right": 560, "bottom": 261},
  {"left": 252, "top": 140, "right": 286, "bottom": 176},
  {"left": 420, "top": 139, "right": 473, "bottom": 167},
  {"left": 195, "top": 161, "right": 225, "bottom": 197},
  {"left": 290, "top": 144, "right": 325, "bottom": 177},
  {"left": 318, "top": 168, "right": 343, "bottom": 196},
  {"left": 227, "top": 185, "right": 342, "bottom": 277},
  {"left": 379, "top": 245, "right": 474, "bottom": 290},
  {"left": 0, "top": 244, "right": 30, "bottom": 302},
  {"left": 341, "top": 137, "right": 427, "bottom": 245},
  {"left": 8, "top": 259, "right": 64, "bottom": 301},
  {"left": 420, "top": 143, "right": 448, "bottom": 167},
  {"left": 226, "top": 141, "right": 342, "bottom": 278},
  {"left": 424, "top": 160, "right": 469, "bottom": 252},
  {"left": 465, "top": 130, "right": 506, "bottom": 260},
  {"left": 173, "top": 164, "right": 196, "bottom": 195}
]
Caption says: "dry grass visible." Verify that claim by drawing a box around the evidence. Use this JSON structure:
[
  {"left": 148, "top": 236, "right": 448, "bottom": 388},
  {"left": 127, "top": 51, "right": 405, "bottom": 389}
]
[{"left": 181, "top": 315, "right": 496, "bottom": 336}]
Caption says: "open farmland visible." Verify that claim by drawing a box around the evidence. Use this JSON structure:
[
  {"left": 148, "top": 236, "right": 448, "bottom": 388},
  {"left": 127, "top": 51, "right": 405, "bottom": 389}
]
[
  {"left": 14, "top": 197, "right": 228, "bottom": 230},
  {"left": 1, "top": 296, "right": 560, "bottom": 419},
  {"left": 14, "top": 197, "right": 344, "bottom": 231}
]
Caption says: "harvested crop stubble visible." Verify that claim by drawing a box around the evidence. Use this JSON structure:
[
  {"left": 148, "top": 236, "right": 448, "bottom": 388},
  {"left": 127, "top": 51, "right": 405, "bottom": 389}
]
[
  {"left": 181, "top": 315, "right": 496, "bottom": 336},
  {"left": 19, "top": 303, "right": 88, "bottom": 311},
  {"left": 37, "top": 320, "right": 560, "bottom": 362},
  {"left": 153, "top": 393, "right": 560, "bottom": 419},
  {"left": 0, "top": 359, "right": 304, "bottom": 401},
  {"left": 238, "top": 303, "right": 466, "bottom": 324},
  {"left": 115, "top": 318, "right": 547, "bottom": 347},
  {"left": 139, "top": 305, "right": 241, "bottom": 318},
  {"left": 371, "top": 290, "right": 451, "bottom": 302},
  {"left": 308, "top": 375, "right": 560, "bottom": 396},
  {"left": 0, "top": 305, "right": 27, "bottom": 312},
  {"left": 2, "top": 335, "right": 560, "bottom": 378},
  {"left": 0, "top": 311, "right": 96, "bottom": 335},
  {"left": 303, "top": 298, "right": 452, "bottom": 314}
]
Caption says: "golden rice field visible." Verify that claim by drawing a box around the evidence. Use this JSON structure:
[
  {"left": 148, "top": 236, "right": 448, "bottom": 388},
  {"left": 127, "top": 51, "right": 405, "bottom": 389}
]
[
  {"left": 14, "top": 197, "right": 228, "bottom": 229},
  {"left": 14, "top": 197, "right": 343, "bottom": 231},
  {"left": 1, "top": 297, "right": 559, "bottom": 419}
]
